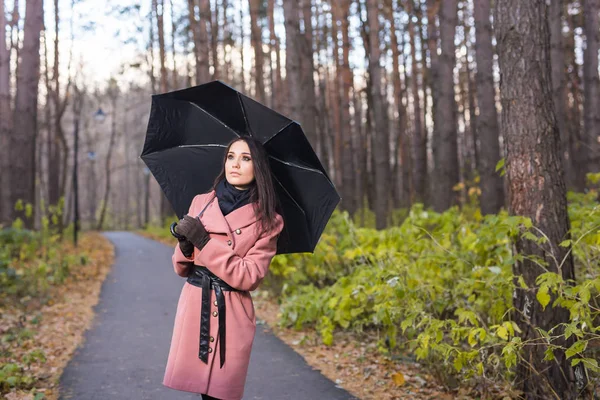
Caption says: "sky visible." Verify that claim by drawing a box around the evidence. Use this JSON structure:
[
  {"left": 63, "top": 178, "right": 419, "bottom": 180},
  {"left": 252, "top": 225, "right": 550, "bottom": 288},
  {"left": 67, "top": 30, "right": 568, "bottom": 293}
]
[
  {"left": 34, "top": 0, "right": 370, "bottom": 90},
  {"left": 40, "top": 0, "right": 153, "bottom": 88}
]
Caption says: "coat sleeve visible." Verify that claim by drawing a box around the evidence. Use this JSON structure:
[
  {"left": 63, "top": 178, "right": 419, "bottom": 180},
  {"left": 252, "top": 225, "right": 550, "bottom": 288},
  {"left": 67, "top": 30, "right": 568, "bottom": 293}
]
[
  {"left": 171, "top": 194, "right": 202, "bottom": 277},
  {"left": 195, "top": 214, "right": 284, "bottom": 291}
]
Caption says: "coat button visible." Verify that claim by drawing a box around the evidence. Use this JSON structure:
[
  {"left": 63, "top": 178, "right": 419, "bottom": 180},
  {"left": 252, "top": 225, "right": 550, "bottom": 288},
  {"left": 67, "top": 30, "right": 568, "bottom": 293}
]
[
  {"left": 227, "top": 240, "right": 232, "bottom": 246},
  {"left": 212, "top": 311, "right": 218, "bottom": 317},
  {"left": 208, "top": 347, "right": 213, "bottom": 353},
  {"left": 210, "top": 336, "right": 215, "bottom": 342},
  {"left": 213, "top": 300, "right": 218, "bottom": 306},
  {"left": 235, "top": 229, "right": 241, "bottom": 234}
]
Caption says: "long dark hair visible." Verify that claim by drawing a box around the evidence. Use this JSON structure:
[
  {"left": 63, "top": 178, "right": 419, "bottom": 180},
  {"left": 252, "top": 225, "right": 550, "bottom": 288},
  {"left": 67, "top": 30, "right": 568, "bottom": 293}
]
[{"left": 212, "top": 136, "right": 280, "bottom": 235}]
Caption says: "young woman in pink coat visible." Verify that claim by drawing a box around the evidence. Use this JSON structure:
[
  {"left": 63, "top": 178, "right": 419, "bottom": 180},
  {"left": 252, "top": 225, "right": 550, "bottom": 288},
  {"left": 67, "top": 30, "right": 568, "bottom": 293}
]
[{"left": 163, "top": 136, "right": 284, "bottom": 400}]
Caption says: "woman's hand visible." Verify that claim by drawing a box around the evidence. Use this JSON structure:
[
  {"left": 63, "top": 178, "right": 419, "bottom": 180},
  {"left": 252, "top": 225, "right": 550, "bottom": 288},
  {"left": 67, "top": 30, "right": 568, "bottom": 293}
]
[
  {"left": 175, "top": 215, "right": 211, "bottom": 251},
  {"left": 170, "top": 221, "right": 195, "bottom": 257}
]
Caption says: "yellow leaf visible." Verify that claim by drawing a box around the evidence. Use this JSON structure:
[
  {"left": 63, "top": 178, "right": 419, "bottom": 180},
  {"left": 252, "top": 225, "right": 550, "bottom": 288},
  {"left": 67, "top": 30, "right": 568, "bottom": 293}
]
[
  {"left": 391, "top": 372, "right": 405, "bottom": 386},
  {"left": 536, "top": 287, "right": 551, "bottom": 310},
  {"left": 497, "top": 326, "right": 508, "bottom": 340}
]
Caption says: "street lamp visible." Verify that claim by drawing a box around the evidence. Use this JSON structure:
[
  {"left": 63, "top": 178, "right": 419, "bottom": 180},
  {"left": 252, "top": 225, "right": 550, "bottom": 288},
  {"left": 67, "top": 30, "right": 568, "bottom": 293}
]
[{"left": 94, "top": 107, "right": 107, "bottom": 123}]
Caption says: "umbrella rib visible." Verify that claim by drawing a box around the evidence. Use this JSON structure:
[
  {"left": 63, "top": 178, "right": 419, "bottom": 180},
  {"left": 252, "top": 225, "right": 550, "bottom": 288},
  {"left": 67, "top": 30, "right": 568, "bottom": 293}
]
[
  {"left": 188, "top": 102, "right": 241, "bottom": 137},
  {"left": 178, "top": 144, "right": 228, "bottom": 148},
  {"left": 271, "top": 174, "right": 306, "bottom": 219},
  {"left": 268, "top": 155, "right": 326, "bottom": 176},
  {"left": 269, "top": 155, "right": 341, "bottom": 194},
  {"left": 263, "top": 121, "right": 294, "bottom": 145},
  {"left": 237, "top": 93, "right": 252, "bottom": 136}
]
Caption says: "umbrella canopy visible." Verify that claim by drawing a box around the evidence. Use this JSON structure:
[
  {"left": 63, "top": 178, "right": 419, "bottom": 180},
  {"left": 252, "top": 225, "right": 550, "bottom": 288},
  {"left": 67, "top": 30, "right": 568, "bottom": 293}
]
[{"left": 141, "top": 80, "right": 341, "bottom": 254}]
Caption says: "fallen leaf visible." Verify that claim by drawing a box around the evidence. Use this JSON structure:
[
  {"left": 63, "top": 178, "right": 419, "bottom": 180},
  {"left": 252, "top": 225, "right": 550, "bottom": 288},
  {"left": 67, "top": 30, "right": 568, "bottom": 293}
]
[{"left": 391, "top": 372, "right": 405, "bottom": 386}]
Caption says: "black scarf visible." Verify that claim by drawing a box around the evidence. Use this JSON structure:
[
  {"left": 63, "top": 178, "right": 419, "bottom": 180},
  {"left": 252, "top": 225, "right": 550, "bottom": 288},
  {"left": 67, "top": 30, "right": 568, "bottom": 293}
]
[{"left": 215, "top": 179, "right": 253, "bottom": 216}]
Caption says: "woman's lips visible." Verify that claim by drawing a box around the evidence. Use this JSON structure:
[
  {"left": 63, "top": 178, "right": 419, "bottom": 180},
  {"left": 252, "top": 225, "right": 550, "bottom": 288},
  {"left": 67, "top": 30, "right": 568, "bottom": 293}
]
[{"left": 229, "top": 172, "right": 240, "bottom": 176}]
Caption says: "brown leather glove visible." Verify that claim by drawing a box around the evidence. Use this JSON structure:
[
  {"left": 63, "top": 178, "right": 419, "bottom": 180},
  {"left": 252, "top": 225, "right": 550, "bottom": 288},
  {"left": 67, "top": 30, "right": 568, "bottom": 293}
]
[
  {"left": 178, "top": 239, "right": 194, "bottom": 258},
  {"left": 175, "top": 215, "right": 211, "bottom": 252}
]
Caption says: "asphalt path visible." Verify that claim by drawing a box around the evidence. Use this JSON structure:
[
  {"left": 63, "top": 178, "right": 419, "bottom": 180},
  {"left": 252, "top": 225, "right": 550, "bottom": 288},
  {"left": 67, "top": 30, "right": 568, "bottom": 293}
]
[{"left": 59, "top": 232, "right": 358, "bottom": 400}]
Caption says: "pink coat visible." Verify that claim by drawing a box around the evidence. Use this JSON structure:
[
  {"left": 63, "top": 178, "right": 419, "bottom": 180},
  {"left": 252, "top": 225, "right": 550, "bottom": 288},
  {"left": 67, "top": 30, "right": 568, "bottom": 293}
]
[{"left": 163, "top": 190, "right": 284, "bottom": 399}]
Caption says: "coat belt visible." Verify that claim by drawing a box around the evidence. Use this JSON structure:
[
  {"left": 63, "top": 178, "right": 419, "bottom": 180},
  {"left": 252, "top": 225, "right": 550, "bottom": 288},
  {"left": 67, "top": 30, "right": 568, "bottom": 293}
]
[{"left": 186, "top": 266, "right": 241, "bottom": 369}]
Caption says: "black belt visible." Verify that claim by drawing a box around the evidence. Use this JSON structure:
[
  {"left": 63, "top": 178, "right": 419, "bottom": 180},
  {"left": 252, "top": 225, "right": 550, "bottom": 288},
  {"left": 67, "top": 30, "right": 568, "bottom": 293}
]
[{"left": 186, "top": 266, "right": 241, "bottom": 369}]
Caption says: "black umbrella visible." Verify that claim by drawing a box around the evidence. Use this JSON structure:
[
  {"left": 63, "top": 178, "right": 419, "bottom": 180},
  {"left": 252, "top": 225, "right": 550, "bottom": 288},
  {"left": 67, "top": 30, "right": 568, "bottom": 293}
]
[{"left": 141, "top": 80, "right": 341, "bottom": 254}]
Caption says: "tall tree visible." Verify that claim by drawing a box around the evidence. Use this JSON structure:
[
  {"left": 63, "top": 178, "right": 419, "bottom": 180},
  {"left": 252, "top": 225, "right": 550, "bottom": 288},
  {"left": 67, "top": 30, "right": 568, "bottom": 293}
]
[
  {"left": 47, "top": 0, "right": 72, "bottom": 224},
  {"left": 300, "top": 0, "right": 318, "bottom": 147},
  {"left": 473, "top": 0, "right": 503, "bottom": 214},
  {"left": 582, "top": 0, "right": 600, "bottom": 175},
  {"left": 188, "top": 0, "right": 211, "bottom": 84},
  {"left": 97, "top": 82, "right": 119, "bottom": 231},
  {"left": 366, "top": 0, "right": 389, "bottom": 229},
  {"left": 155, "top": 0, "right": 168, "bottom": 93},
  {"left": 0, "top": 0, "right": 11, "bottom": 224},
  {"left": 210, "top": 0, "right": 219, "bottom": 79},
  {"left": 248, "top": 0, "right": 265, "bottom": 103},
  {"left": 565, "top": 5, "right": 586, "bottom": 191},
  {"left": 549, "top": 0, "right": 569, "bottom": 178},
  {"left": 267, "top": 0, "right": 282, "bottom": 109},
  {"left": 422, "top": 0, "right": 439, "bottom": 205},
  {"left": 388, "top": 0, "right": 410, "bottom": 208},
  {"left": 340, "top": 0, "right": 356, "bottom": 214},
  {"left": 431, "top": 0, "right": 459, "bottom": 212},
  {"left": 283, "top": 1, "right": 302, "bottom": 122},
  {"left": 406, "top": 0, "right": 421, "bottom": 206},
  {"left": 9, "top": 0, "right": 43, "bottom": 227},
  {"left": 495, "top": 0, "right": 587, "bottom": 397}
]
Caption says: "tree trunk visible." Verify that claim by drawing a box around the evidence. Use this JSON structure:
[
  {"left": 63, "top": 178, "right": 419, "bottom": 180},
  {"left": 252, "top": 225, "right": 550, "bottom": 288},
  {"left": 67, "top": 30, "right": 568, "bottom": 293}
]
[
  {"left": 389, "top": 0, "right": 410, "bottom": 208},
  {"left": 267, "top": 0, "right": 282, "bottom": 110},
  {"left": 431, "top": 0, "right": 459, "bottom": 212},
  {"left": 148, "top": 3, "right": 157, "bottom": 93},
  {"left": 465, "top": 44, "right": 479, "bottom": 183},
  {"left": 582, "top": 0, "right": 600, "bottom": 175},
  {"left": 222, "top": 0, "right": 231, "bottom": 83},
  {"left": 189, "top": 0, "right": 211, "bottom": 84},
  {"left": 48, "top": 0, "right": 61, "bottom": 209},
  {"left": 210, "top": 0, "right": 219, "bottom": 79},
  {"left": 0, "top": 0, "right": 12, "bottom": 224},
  {"left": 340, "top": 0, "right": 356, "bottom": 215},
  {"left": 248, "top": 0, "right": 265, "bottom": 103},
  {"left": 406, "top": 0, "right": 420, "bottom": 207},
  {"left": 187, "top": 0, "right": 201, "bottom": 84},
  {"left": 283, "top": 1, "right": 302, "bottom": 122},
  {"left": 422, "top": 0, "right": 439, "bottom": 206},
  {"left": 97, "top": 88, "right": 119, "bottom": 231},
  {"left": 156, "top": 0, "right": 174, "bottom": 221},
  {"left": 565, "top": 7, "right": 586, "bottom": 191},
  {"left": 300, "top": 0, "right": 318, "bottom": 148},
  {"left": 366, "top": 0, "right": 389, "bottom": 229},
  {"left": 330, "top": 0, "right": 342, "bottom": 188},
  {"left": 10, "top": 0, "right": 43, "bottom": 227},
  {"left": 474, "top": 0, "right": 503, "bottom": 214},
  {"left": 155, "top": 0, "right": 168, "bottom": 93},
  {"left": 239, "top": 5, "right": 245, "bottom": 92},
  {"left": 199, "top": 0, "right": 212, "bottom": 82},
  {"left": 170, "top": 0, "right": 178, "bottom": 88},
  {"left": 353, "top": 87, "right": 366, "bottom": 214},
  {"left": 495, "top": 1, "right": 586, "bottom": 397},
  {"left": 549, "top": 0, "right": 570, "bottom": 180}
]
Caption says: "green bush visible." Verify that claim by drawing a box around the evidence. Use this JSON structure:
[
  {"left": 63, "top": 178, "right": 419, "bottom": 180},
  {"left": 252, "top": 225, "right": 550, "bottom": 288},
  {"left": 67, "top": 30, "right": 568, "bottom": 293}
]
[{"left": 265, "top": 190, "right": 600, "bottom": 388}]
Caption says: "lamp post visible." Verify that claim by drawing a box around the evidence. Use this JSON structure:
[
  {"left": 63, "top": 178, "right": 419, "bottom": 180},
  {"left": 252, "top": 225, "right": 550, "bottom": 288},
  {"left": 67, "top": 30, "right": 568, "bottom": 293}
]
[
  {"left": 143, "top": 167, "right": 150, "bottom": 228},
  {"left": 72, "top": 85, "right": 83, "bottom": 246}
]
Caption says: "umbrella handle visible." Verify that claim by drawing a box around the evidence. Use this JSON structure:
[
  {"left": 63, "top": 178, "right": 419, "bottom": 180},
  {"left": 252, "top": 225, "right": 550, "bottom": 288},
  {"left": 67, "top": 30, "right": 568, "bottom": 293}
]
[{"left": 170, "top": 221, "right": 186, "bottom": 240}]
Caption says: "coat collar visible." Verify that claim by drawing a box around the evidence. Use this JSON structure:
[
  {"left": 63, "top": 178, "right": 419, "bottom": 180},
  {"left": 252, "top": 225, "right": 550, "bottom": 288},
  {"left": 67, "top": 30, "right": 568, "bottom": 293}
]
[{"left": 199, "top": 190, "right": 258, "bottom": 237}]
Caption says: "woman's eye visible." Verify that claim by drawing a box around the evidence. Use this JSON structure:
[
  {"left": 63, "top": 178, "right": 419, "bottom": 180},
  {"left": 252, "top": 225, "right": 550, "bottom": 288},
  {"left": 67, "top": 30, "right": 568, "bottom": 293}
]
[
  {"left": 243, "top": 156, "right": 251, "bottom": 162},
  {"left": 227, "top": 155, "right": 234, "bottom": 160}
]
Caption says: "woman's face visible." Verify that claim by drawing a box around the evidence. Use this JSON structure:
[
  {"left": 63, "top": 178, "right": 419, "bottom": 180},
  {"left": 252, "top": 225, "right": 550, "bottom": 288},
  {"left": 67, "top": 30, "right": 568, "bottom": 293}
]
[{"left": 225, "top": 140, "right": 255, "bottom": 190}]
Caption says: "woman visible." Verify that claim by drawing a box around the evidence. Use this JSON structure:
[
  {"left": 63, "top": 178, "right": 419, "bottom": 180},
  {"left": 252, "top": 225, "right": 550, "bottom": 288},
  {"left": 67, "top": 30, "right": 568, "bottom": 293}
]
[{"left": 163, "top": 136, "right": 284, "bottom": 400}]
